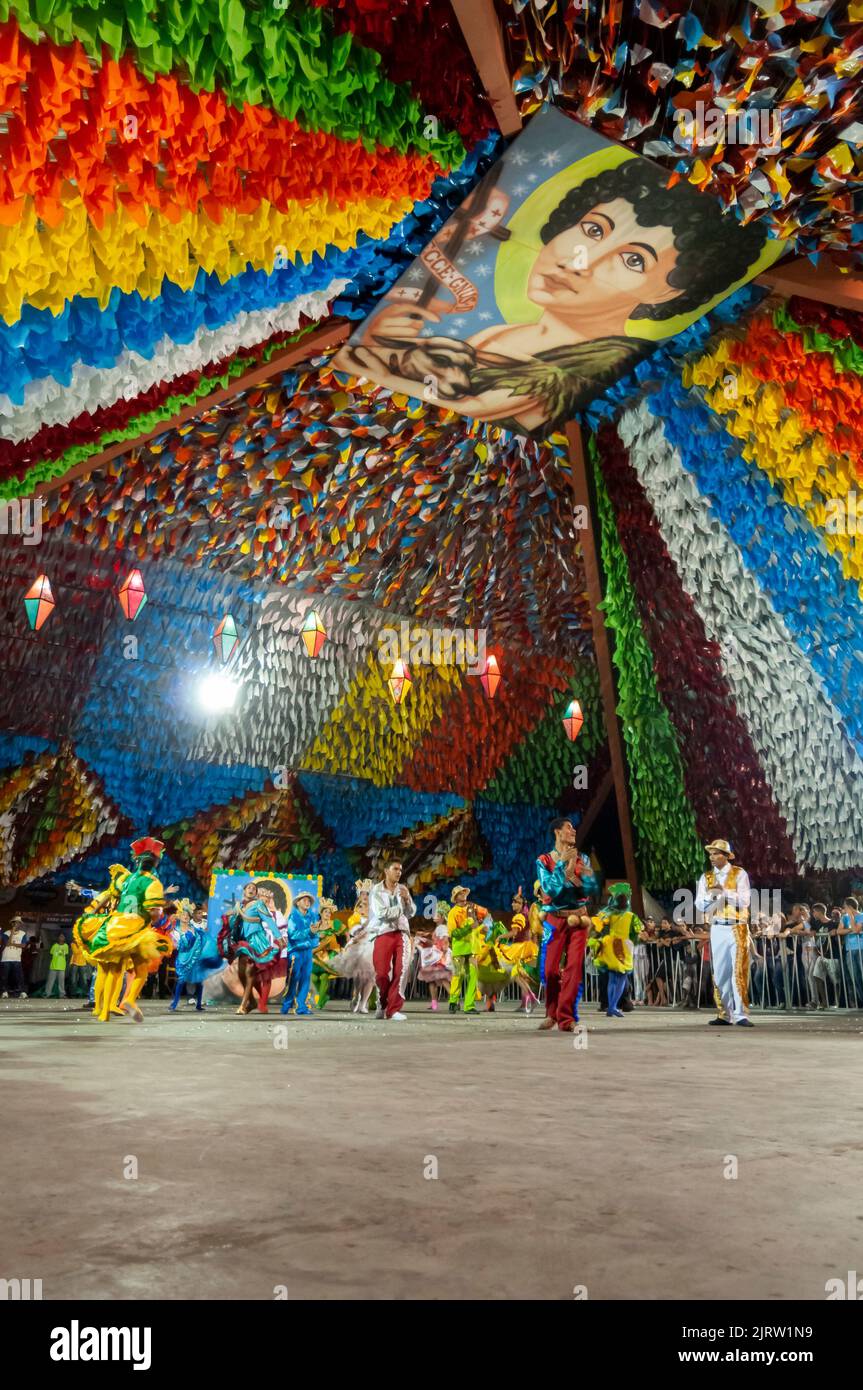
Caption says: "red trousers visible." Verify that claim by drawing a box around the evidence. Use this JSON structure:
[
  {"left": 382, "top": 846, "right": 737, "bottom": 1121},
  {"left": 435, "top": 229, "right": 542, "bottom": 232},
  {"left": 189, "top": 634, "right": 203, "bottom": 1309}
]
[
  {"left": 372, "top": 929, "right": 410, "bottom": 1018},
  {"left": 544, "top": 920, "right": 588, "bottom": 1026}
]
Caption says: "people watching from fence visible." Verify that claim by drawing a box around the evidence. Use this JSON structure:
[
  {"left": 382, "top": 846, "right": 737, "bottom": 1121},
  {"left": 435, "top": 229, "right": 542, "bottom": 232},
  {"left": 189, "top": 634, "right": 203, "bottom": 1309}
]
[{"left": 43, "top": 931, "right": 70, "bottom": 999}]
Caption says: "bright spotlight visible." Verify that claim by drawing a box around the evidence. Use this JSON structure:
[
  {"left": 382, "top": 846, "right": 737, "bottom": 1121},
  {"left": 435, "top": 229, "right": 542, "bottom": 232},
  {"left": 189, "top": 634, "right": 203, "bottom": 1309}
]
[{"left": 196, "top": 671, "right": 239, "bottom": 714}]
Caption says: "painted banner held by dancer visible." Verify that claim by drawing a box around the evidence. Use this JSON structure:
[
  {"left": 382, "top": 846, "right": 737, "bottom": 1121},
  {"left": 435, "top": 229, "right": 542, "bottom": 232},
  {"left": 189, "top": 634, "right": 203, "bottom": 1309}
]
[
  {"left": 334, "top": 107, "right": 786, "bottom": 438},
  {"left": 207, "top": 870, "right": 322, "bottom": 939}
]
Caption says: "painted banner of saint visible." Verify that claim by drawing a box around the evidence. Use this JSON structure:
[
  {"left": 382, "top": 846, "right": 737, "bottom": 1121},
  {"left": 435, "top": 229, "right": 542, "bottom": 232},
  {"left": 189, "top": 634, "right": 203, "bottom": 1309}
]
[{"left": 334, "top": 108, "right": 786, "bottom": 437}]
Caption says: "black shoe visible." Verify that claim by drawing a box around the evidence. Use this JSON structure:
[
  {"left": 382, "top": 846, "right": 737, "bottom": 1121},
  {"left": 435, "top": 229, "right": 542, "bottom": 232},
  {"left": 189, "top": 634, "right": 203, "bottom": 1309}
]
[
  {"left": 708, "top": 1017, "right": 732, "bottom": 1025},
  {"left": 735, "top": 1018, "right": 754, "bottom": 1027},
  {"left": 448, "top": 1003, "right": 458, "bottom": 1013}
]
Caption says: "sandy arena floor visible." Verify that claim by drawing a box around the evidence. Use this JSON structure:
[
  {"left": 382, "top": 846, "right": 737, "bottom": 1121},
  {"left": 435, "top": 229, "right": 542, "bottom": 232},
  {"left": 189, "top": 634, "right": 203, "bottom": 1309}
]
[{"left": 1, "top": 996, "right": 862, "bottom": 1301}]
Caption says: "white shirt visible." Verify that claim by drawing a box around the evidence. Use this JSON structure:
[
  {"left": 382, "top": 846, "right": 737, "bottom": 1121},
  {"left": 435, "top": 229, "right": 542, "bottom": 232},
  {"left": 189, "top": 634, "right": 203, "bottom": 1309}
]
[
  {"left": 695, "top": 861, "right": 751, "bottom": 925},
  {"left": 367, "top": 882, "right": 416, "bottom": 940},
  {"left": 2, "top": 928, "right": 25, "bottom": 962}
]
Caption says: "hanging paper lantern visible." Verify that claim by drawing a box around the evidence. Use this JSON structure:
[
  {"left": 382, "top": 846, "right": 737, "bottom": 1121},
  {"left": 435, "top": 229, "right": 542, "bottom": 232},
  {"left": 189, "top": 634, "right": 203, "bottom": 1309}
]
[
  {"left": 118, "top": 569, "right": 147, "bottom": 620},
  {"left": 213, "top": 615, "right": 240, "bottom": 664},
  {"left": 388, "top": 659, "right": 412, "bottom": 704},
  {"left": 480, "top": 654, "right": 502, "bottom": 699},
  {"left": 24, "top": 574, "right": 55, "bottom": 631},
  {"left": 301, "top": 610, "right": 327, "bottom": 658},
  {"left": 562, "top": 698, "right": 584, "bottom": 742}
]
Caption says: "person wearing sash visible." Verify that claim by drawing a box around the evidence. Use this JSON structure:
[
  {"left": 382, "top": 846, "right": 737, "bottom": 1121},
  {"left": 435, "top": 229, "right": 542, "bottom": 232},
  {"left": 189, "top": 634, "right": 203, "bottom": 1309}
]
[{"left": 695, "top": 839, "right": 753, "bottom": 1028}]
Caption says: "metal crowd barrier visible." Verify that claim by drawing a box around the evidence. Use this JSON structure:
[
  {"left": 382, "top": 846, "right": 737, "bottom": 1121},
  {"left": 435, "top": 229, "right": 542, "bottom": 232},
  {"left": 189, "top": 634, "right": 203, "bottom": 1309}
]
[{"left": 398, "top": 930, "right": 863, "bottom": 1012}]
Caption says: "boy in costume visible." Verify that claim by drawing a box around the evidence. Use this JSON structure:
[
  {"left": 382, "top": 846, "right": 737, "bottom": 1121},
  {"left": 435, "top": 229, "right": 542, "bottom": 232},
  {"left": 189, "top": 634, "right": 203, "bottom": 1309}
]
[
  {"left": 368, "top": 860, "right": 416, "bottom": 1021},
  {"left": 447, "top": 887, "right": 486, "bottom": 1015},
  {"left": 536, "top": 817, "right": 598, "bottom": 1032},
  {"left": 588, "top": 883, "right": 642, "bottom": 1018},
  {"left": 695, "top": 839, "right": 753, "bottom": 1027},
  {"left": 281, "top": 891, "right": 319, "bottom": 1017}
]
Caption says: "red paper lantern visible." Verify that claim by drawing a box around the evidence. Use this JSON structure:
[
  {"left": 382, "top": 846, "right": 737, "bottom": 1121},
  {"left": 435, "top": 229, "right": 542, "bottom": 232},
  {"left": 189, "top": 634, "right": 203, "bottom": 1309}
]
[
  {"left": 480, "top": 654, "right": 501, "bottom": 699},
  {"left": 562, "top": 698, "right": 584, "bottom": 742},
  {"left": 388, "top": 659, "right": 412, "bottom": 704},
  {"left": 118, "top": 568, "right": 147, "bottom": 620},
  {"left": 24, "top": 574, "right": 55, "bottom": 631}
]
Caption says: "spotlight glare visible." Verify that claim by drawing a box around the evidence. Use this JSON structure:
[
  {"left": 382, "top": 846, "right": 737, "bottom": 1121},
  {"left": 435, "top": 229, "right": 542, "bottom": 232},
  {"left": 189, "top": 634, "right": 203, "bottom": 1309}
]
[{"left": 196, "top": 671, "right": 239, "bottom": 714}]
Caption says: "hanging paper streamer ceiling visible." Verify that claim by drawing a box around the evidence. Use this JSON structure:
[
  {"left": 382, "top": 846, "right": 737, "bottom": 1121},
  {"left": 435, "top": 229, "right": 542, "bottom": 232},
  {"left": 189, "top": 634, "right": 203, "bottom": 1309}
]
[
  {"left": 499, "top": 0, "right": 863, "bottom": 267},
  {"left": 589, "top": 291, "right": 863, "bottom": 884},
  {"left": 0, "top": 0, "right": 500, "bottom": 494}
]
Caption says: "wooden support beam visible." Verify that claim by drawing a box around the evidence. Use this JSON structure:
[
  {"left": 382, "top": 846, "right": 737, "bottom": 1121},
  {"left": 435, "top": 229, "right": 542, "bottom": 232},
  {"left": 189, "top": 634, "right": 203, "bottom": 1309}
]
[
  {"left": 566, "top": 420, "right": 642, "bottom": 915},
  {"left": 575, "top": 767, "right": 614, "bottom": 851},
  {"left": 756, "top": 255, "right": 863, "bottom": 313},
  {"left": 34, "top": 318, "right": 352, "bottom": 498},
  {"left": 450, "top": 0, "right": 523, "bottom": 137}
]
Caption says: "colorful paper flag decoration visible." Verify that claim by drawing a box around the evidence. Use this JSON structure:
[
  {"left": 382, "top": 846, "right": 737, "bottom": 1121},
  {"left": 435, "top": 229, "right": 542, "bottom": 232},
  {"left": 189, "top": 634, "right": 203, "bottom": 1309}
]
[
  {"left": 480, "top": 655, "right": 501, "bottom": 699},
  {"left": 213, "top": 615, "right": 240, "bottom": 664},
  {"left": 388, "top": 659, "right": 412, "bottom": 705},
  {"left": 24, "top": 574, "right": 55, "bottom": 631},
  {"left": 118, "top": 568, "right": 147, "bottom": 620},
  {"left": 562, "top": 698, "right": 584, "bottom": 742},
  {"left": 301, "top": 610, "right": 327, "bottom": 659}
]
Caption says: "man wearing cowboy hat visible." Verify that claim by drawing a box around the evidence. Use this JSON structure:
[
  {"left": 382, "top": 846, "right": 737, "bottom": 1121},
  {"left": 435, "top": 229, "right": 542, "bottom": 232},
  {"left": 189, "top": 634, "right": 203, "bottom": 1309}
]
[
  {"left": 695, "top": 839, "right": 753, "bottom": 1027},
  {"left": 446, "top": 886, "right": 487, "bottom": 1015},
  {"left": 0, "top": 915, "right": 28, "bottom": 998},
  {"left": 280, "top": 890, "right": 320, "bottom": 1017}
]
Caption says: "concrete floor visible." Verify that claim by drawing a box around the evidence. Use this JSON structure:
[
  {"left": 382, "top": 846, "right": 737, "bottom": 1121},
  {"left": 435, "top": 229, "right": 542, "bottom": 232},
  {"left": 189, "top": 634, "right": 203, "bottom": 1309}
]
[{"left": 2, "top": 997, "right": 862, "bottom": 1301}]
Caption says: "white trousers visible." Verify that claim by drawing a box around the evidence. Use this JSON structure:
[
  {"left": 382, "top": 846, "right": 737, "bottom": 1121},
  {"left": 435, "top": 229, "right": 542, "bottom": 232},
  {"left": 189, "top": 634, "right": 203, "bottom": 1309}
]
[{"left": 710, "top": 922, "right": 749, "bottom": 1022}]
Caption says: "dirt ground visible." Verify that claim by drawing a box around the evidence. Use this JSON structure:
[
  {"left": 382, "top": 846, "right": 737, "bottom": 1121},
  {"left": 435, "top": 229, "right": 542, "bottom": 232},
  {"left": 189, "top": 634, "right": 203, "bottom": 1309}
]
[{"left": 2, "top": 997, "right": 862, "bottom": 1301}]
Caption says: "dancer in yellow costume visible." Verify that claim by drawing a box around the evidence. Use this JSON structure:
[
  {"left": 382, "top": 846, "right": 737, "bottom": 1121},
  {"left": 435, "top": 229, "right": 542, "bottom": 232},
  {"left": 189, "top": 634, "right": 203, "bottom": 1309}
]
[
  {"left": 447, "top": 886, "right": 487, "bottom": 1015},
  {"left": 474, "top": 913, "right": 540, "bottom": 1014},
  {"left": 72, "top": 838, "right": 172, "bottom": 1023},
  {"left": 588, "top": 883, "right": 643, "bottom": 1018}
]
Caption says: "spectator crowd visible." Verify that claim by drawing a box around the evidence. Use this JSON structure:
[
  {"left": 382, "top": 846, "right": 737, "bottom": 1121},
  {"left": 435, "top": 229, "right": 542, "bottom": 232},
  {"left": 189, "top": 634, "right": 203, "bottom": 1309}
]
[{"left": 602, "top": 897, "right": 863, "bottom": 1011}]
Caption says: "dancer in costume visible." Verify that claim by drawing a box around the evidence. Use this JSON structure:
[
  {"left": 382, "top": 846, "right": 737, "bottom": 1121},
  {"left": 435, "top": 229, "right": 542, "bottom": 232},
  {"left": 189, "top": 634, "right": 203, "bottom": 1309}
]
[
  {"left": 231, "top": 882, "right": 281, "bottom": 1016},
  {"left": 475, "top": 913, "right": 540, "bottom": 1014},
  {"left": 414, "top": 904, "right": 453, "bottom": 1011},
  {"left": 256, "top": 885, "right": 290, "bottom": 1007},
  {"left": 536, "top": 817, "right": 598, "bottom": 1033},
  {"left": 281, "top": 890, "right": 320, "bottom": 1017},
  {"left": 588, "top": 883, "right": 643, "bottom": 1018},
  {"left": 170, "top": 901, "right": 223, "bottom": 1012},
  {"left": 329, "top": 880, "right": 376, "bottom": 1013},
  {"left": 71, "top": 838, "right": 172, "bottom": 1023},
  {"left": 695, "top": 838, "right": 753, "bottom": 1027},
  {"left": 70, "top": 866, "right": 127, "bottom": 1018},
  {"left": 510, "top": 888, "right": 543, "bottom": 1012},
  {"left": 447, "top": 886, "right": 485, "bottom": 1015},
  {"left": 368, "top": 859, "right": 415, "bottom": 1022},
  {"left": 311, "top": 899, "right": 347, "bottom": 1010}
]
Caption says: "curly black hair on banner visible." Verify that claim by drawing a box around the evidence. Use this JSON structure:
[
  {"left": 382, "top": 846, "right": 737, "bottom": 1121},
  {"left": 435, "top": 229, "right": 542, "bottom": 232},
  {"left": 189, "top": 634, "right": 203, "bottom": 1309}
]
[{"left": 540, "top": 159, "right": 769, "bottom": 322}]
